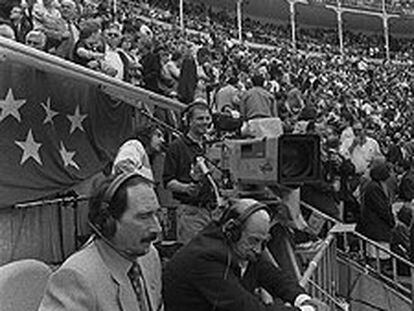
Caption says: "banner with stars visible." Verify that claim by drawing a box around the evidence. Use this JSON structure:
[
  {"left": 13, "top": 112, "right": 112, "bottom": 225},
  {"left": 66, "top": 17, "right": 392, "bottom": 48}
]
[{"left": 0, "top": 59, "right": 134, "bottom": 208}]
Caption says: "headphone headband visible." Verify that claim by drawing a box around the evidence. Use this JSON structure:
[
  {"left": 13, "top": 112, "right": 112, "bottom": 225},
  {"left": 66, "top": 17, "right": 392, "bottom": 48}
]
[
  {"left": 222, "top": 200, "right": 270, "bottom": 242},
  {"left": 103, "top": 171, "right": 153, "bottom": 204},
  {"left": 233, "top": 202, "right": 269, "bottom": 228}
]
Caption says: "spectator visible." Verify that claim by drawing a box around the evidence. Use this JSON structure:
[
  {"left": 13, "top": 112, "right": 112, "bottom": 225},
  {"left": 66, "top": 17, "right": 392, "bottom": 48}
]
[
  {"left": 215, "top": 75, "right": 240, "bottom": 114},
  {"left": 162, "top": 50, "right": 182, "bottom": 96},
  {"left": 400, "top": 157, "right": 414, "bottom": 201},
  {"left": 239, "top": 73, "right": 278, "bottom": 121},
  {"left": 356, "top": 162, "right": 395, "bottom": 271},
  {"left": 0, "top": 23, "right": 16, "bottom": 40},
  {"left": 102, "top": 22, "right": 124, "bottom": 80},
  {"left": 141, "top": 40, "right": 164, "bottom": 93},
  {"left": 9, "top": 5, "right": 32, "bottom": 43},
  {"left": 73, "top": 19, "right": 105, "bottom": 69},
  {"left": 53, "top": 0, "right": 79, "bottom": 60},
  {"left": 177, "top": 44, "right": 198, "bottom": 104},
  {"left": 25, "top": 29, "right": 47, "bottom": 50},
  {"left": 118, "top": 33, "right": 141, "bottom": 84},
  {"left": 339, "top": 121, "right": 383, "bottom": 176}
]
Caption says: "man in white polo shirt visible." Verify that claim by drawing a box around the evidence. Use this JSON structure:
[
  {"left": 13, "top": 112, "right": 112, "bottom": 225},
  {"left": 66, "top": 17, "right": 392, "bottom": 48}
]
[{"left": 339, "top": 121, "right": 383, "bottom": 176}]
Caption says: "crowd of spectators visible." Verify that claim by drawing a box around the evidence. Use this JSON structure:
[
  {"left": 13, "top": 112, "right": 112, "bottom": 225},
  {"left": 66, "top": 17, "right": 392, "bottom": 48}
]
[{"left": 2, "top": 0, "right": 414, "bottom": 268}]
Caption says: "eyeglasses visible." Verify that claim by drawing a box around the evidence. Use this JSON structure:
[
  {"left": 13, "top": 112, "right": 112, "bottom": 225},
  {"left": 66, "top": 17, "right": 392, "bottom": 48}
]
[
  {"left": 27, "top": 40, "right": 41, "bottom": 45},
  {"left": 107, "top": 33, "right": 120, "bottom": 38}
]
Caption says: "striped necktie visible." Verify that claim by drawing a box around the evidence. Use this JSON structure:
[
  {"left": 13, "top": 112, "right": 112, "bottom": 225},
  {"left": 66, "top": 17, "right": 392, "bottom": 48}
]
[{"left": 128, "top": 262, "right": 148, "bottom": 311}]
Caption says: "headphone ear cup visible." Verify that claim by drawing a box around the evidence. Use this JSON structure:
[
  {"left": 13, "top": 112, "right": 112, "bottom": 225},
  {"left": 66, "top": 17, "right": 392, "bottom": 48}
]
[
  {"left": 223, "top": 219, "right": 240, "bottom": 243},
  {"left": 102, "top": 215, "right": 117, "bottom": 238},
  {"left": 97, "top": 202, "right": 117, "bottom": 238}
]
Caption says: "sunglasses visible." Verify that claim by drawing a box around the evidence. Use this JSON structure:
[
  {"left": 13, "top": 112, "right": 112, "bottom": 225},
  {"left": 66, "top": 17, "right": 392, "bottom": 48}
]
[{"left": 107, "top": 33, "right": 120, "bottom": 38}]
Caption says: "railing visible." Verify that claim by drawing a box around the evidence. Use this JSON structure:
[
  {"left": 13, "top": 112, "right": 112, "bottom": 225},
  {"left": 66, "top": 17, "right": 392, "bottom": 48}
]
[
  {"left": 331, "top": 224, "right": 414, "bottom": 306},
  {"left": 299, "top": 201, "right": 414, "bottom": 309},
  {"left": 299, "top": 233, "right": 349, "bottom": 310}
]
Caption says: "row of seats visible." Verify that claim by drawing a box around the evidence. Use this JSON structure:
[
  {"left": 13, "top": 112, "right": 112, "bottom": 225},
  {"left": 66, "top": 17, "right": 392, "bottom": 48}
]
[{"left": 0, "top": 260, "right": 51, "bottom": 311}]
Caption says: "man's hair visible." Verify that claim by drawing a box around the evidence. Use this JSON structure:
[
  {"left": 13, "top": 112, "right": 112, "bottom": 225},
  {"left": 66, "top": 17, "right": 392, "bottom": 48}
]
[
  {"left": 88, "top": 174, "right": 151, "bottom": 237},
  {"left": 251, "top": 74, "right": 265, "bottom": 87},
  {"left": 25, "top": 29, "right": 46, "bottom": 46},
  {"left": 186, "top": 100, "right": 211, "bottom": 121},
  {"left": 132, "top": 124, "right": 161, "bottom": 150}
]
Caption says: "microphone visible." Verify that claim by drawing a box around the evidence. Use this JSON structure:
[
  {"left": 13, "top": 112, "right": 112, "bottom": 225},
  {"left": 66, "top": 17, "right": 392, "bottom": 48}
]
[
  {"left": 88, "top": 221, "right": 140, "bottom": 260},
  {"left": 196, "top": 156, "right": 210, "bottom": 176}
]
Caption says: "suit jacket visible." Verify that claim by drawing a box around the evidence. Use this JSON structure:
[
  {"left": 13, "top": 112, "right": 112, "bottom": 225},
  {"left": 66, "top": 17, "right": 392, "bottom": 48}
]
[
  {"left": 38, "top": 239, "right": 163, "bottom": 311},
  {"left": 163, "top": 222, "right": 305, "bottom": 311},
  {"left": 356, "top": 180, "right": 395, "bottom": 242}
]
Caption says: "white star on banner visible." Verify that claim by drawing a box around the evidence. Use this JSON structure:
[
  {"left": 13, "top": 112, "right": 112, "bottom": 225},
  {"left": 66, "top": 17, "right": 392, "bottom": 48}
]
[
  {"left": 67, "top": 105, "right": 87, "bottom": 134},
  {"left": 15, "top": 129, "right": 43, "bottom": 166},
  {"left": 41, "top": 97, "right": 59, "bottom": 125},
  {"left": 59, "top": 141, "right": 80, "bottom": 170},
  {"left": 0, "top": 88, "right": 27, "bottom": 123}
]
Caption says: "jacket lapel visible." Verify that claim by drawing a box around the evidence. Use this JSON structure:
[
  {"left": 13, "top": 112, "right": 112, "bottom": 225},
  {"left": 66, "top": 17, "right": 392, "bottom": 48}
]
[
  {"left": 116, "top": 279, "right": 140, "bottom": 311},
  {"left": 96, "top": 240, "right": 139, "bottom": 311},
  {"left": 138, "top": 254, "right": 156, "bottom": 311}
]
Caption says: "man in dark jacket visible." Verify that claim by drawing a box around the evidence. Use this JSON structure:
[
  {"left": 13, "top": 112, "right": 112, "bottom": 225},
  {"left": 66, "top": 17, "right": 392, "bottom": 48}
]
[{"left": 163, "top": 198, "right": 326, "bottom": 311}]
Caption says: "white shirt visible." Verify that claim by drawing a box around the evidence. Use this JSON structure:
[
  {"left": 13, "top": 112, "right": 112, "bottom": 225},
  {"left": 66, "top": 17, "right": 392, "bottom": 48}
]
[
  {"left": 105, "top": 47, "right": 124, "bottom": 80},
  {"left": 112, "top": 140, "right": 153, "bottom": 181},
  {"left": 339, "top": 136, "right": 383, "bottom": 174}
]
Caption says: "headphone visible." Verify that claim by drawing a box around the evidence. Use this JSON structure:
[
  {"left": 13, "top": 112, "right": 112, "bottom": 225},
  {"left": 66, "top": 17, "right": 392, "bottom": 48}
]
[
  {"left": 221, "top": 201, "right": 270, "bottom": 243},
  {"left": 181, "top": 99, "right": 212, "bottom": 129},
  {"left": 89, "top": 172, "right": 150, "bottom": 239}
]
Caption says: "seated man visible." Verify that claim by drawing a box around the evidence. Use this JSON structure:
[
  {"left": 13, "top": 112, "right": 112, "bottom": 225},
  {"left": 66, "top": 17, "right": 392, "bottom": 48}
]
[
  {"left": 39, "top": 172, "right": 163, "bottom": 311},
  {"left": 163, "top": 198, "right": 326, "bottom": 311}
]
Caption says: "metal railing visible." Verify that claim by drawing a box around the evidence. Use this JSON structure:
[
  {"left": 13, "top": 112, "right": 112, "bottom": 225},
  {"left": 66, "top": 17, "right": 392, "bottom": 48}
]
[
  {"left": 332, "top": 224, "right": 414, "bottom": 307},
  {"left": 299, "top": 233, "right": 348, "bottom": 310},
  {"left": 299, "top": 201, "right": 414, "bottom": 310}
]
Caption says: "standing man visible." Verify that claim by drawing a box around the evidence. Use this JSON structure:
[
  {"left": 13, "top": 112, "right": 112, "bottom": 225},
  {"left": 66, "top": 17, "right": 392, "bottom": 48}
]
[
  {"left": 163, "top": 198, "right": 327, "bottom": 311},
  {"left": 9, "top": 5, "right": 32, "bottom": 43},
  {"left": 54, "top": 0, "right": 79, "bottom": 60},
  {"left": 239, "top": 74, "right": 278, "bottom": 121},
  {"left": 163, "top": 100, "right": 215, "bottom": 244},
  {"left": 38, "top": 172, "right": 163, "bottom": 311},
  {"left": 339, "top": 121, "right": 383, "bottom": 176},
  {"left": 102, "top": 22, "right": 124, "bottom": 80}
]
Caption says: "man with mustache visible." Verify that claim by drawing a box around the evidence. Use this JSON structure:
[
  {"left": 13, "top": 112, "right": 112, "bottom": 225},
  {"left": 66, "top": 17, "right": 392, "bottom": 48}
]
[
  {"left": 39, "top": 172, "right": 163, "bottom": 311},
  {"left": 163, "top": 199, "right": 326, "bottom": 311}
]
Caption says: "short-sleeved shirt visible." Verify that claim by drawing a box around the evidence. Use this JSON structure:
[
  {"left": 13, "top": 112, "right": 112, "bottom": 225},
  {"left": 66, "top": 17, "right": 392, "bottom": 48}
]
[{"left": 163, "top": 135, "right": 210, "bottom": 205}]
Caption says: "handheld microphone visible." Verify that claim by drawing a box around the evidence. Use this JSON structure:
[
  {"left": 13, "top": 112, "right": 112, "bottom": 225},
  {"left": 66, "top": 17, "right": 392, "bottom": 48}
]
[{"left": 196, "top": 156, "right": 211, "bottom": 176}]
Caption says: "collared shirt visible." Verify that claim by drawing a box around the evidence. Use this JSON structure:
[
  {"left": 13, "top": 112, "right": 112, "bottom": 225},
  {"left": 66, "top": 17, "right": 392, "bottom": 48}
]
[
  {"left": 105, "top": 46, "right": 124, "bottom": 80},
  {"left": 339, "top": 136, "right": 383, "bottom": 174}
]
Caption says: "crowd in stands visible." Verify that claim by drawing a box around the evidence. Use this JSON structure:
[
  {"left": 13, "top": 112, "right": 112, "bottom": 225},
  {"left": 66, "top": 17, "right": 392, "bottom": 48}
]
[{"left": 1, "top": 0, "right": 414, "bottom": 268}]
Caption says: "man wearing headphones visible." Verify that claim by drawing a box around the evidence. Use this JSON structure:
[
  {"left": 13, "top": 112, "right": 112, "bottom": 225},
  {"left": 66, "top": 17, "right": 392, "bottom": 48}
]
[
  {"left": 163, "top": 198, "right": 326, "bottom": 311},
  {"left": 39, "top": 172, "right": 163, "bottom": 311},
  {"left": 163, "top": 100, "right": 215, "bottom": 244}
]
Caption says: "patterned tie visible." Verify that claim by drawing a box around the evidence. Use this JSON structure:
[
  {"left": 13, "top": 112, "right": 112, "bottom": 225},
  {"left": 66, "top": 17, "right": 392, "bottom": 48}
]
[{"left": 128, "top": 262, "right": 148, "bottom": 311}]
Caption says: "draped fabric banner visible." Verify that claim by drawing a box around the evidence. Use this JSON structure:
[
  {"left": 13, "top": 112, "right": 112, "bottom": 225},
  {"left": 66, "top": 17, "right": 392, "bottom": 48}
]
[{"left": 0, "top": 59, "right": 134, "bottom": 208}]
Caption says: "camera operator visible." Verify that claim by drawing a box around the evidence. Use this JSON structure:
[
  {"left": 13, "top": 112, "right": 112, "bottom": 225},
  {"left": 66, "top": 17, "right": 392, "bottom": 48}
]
[
  {"left": 163, "top": 100, "right": 216, "bottom": 245},
  {"left": 300, "top": 125, "right": 342, "bottom": 222}
]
